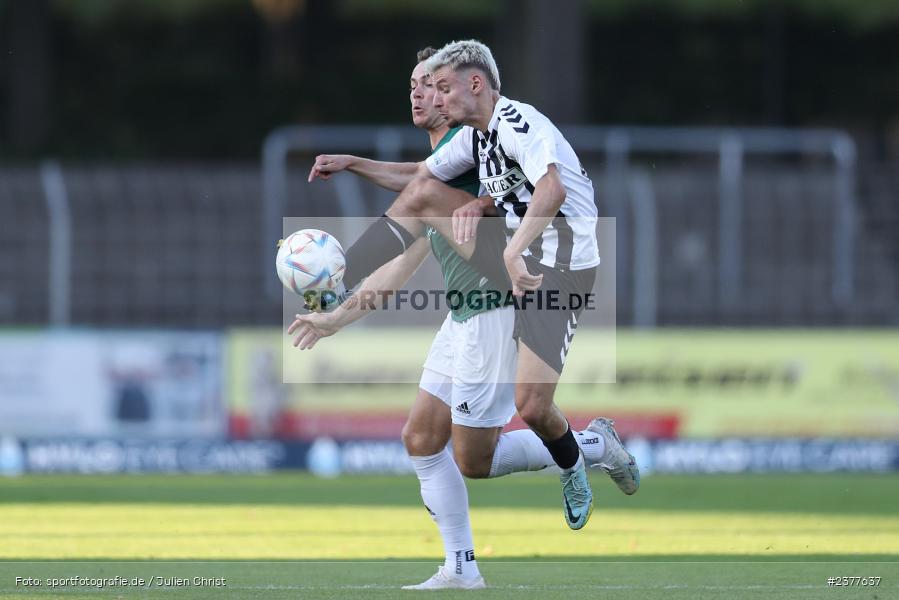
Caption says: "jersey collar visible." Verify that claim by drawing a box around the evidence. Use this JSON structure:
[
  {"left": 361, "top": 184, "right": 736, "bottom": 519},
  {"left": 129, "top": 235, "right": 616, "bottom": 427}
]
[{"left": 482, "top": 96, "right": 509, "bottom": 137}]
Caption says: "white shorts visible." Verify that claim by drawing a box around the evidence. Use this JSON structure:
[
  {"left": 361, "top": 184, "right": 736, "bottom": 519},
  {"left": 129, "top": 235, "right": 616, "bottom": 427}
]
[{"left": 419, "top": 306, "right": 518, "bottom": 428}]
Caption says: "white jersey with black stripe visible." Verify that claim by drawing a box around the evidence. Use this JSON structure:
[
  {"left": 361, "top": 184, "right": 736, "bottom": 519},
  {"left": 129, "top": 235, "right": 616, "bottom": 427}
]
[{"left": 426, "top": 96, "right": 599, "bottom": 271}]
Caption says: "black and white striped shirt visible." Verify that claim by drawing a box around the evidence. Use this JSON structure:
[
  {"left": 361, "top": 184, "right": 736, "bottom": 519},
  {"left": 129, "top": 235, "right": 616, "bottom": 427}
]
[{"left": 426, "top": 96, "right": 599, "bottom": 271}]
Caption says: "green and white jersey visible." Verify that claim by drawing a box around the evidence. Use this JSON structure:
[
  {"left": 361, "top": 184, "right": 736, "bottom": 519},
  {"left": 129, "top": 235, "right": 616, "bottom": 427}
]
[{"left": 428, "top": 127, "right": 495, "bottom": 323}]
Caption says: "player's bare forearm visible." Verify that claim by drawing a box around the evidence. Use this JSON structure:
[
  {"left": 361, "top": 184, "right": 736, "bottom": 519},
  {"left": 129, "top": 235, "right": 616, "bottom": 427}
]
[
  {"left": 330, "top": 238, "right": 431, "bottom": 328},
  {"left": 308, "top": 154, "right": 423, "bottom": 190},
  {"left": 348, "top": 158, "right": 423, "bottom": 192},
  {"left": 504, "top": 165, "right": 565, "bottom": 258}
]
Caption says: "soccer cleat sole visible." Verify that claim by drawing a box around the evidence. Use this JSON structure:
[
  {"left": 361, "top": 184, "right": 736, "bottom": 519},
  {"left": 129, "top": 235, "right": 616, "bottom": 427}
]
[{"left": 401, "top": 576, "right": 486, "bottom": 590}]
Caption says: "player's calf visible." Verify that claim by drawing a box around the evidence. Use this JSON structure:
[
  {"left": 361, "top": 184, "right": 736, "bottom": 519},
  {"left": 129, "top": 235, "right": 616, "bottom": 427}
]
[{"left": 514, "top": 385, "right": 568, "bottom": 440}]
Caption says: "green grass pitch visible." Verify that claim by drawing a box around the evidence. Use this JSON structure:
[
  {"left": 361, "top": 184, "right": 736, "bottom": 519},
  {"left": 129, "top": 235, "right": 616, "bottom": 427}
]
[{"left": 0, "top": 473, "right": 896, "bottom": 599}]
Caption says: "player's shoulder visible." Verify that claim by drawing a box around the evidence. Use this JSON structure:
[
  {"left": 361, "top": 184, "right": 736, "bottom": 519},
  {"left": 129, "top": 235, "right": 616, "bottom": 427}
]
[
  {"left": 429, "top": 126, "right": 476, "bottom": 170},
  {"left": 452, "top": 125, "right": 476, "bottom": 143},
  {"left": 497, "top": 97, "right": 540, "bottom": 117},
  {"left": 435, "top": 125, "right": 474, "bottom": 151},
  {"left": 495, "top": 97, "right": 553, "bottom": 139}
]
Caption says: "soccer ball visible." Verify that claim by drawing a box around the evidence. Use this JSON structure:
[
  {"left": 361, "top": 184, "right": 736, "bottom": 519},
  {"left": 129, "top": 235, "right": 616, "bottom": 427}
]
[{"left": 276, "top": 229, "right": 346, "bottom": 296}]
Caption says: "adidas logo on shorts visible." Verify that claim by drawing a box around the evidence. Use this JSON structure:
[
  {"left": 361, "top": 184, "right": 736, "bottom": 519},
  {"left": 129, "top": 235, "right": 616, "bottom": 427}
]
[{"left": 455, "top": 402, "right": 471, "bottom": 415}]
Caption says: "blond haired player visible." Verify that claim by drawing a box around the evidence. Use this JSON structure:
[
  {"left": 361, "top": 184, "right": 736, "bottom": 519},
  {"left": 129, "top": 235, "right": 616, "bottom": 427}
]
[
  {"left": 318, "top": 39, "right": 640, "bottom": 534},
  {"left": 292, "top": 47, "right": 635, "bottom": 590}
]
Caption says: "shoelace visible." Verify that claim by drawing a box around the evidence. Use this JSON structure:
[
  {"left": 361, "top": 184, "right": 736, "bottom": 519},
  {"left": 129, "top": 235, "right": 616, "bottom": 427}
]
[
  {"left": 562, "top": 471, "right": 591, "bottom": 505},
  {"left": 432, "top": 567, "right": 452, "bottom": 583},
  {"left": 596, "top": 461, "right": 628, "bottom": 482}
]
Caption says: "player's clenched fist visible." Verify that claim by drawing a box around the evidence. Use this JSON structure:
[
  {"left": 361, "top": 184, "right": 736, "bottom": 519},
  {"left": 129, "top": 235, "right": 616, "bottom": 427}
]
[
  {"left": 308, "top": 154, "right": 355, "bottom": 182},
  {"left": 503, "top": 250, "right": 543, "bottom": 297}
]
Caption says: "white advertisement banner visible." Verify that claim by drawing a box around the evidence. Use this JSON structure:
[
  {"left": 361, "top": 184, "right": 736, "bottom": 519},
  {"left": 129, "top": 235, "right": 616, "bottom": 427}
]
[{"left": 0, "top": 331, "right": 224, "bottom": 438}]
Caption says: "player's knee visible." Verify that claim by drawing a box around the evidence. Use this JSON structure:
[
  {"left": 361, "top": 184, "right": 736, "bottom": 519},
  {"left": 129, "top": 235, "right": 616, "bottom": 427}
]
[
  {"left": 456, "top": 455, "right": 492, "bottom": 479},
  {"left": 517, "top": 392, "right": 552, "bottom": 429},
  {"left": 401, "top": 177, "right": 438, "bottom": 212},
  {"left": 402, "top": 423, "right": 441, "bottom": 456}
]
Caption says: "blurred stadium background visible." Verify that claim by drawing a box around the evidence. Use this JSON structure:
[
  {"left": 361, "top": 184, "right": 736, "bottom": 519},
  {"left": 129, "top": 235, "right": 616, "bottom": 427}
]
[{"left": 0, "top": 0, "right": 897, "bottom": 597}]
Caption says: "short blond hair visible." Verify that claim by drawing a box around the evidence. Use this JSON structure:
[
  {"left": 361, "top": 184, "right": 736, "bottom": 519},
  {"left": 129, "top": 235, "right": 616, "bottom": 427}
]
[{"left": 425, "top": 39, "right": 501, "bottom": 92}]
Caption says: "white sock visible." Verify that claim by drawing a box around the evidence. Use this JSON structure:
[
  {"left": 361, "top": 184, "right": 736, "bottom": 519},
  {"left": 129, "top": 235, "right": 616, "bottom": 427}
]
[
  {"left": 488, "top": 429, "right": 604, "bottom": 477},
  {"left": 488, "top": 429, "right": 555, "bottom": 477},
  {"left": 410, "top": 449, "right": 481, "bottom": 580},
  {"left": 574, "top": 428, "right": 606, "bottom": 464}
]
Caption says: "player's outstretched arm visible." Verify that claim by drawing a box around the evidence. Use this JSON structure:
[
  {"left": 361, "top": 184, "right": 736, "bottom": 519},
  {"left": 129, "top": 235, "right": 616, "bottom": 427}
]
[
  {"left": 308, "top": 154, "right": 430, "bottom": 192},
  {"left": 288, "top": 238, "right": 431, "bottom": 349}
]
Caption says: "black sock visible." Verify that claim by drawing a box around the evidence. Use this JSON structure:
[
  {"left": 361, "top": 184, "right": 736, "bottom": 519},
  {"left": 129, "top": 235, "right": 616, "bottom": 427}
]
[
  {"left": 542, "top": 426, "right": 580, "bottom": 470},
  {"left": 342, "top": 215, "right": 418, "bottom": 289}
]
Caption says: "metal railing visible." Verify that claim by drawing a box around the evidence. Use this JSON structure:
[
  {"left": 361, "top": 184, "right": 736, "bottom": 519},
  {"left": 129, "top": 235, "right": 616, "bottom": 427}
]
[
  {"left": 5, "top": 124, "right": 861, "bottom": 329},
  {"left": 567, "top": 126, "right": 858, "bottom": 312},
  {"left": 40, "top": 160, "right": 71, "bottom": 327},
  {"left": 261, "top": 125, "right": 858, "bottom": 324}
]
